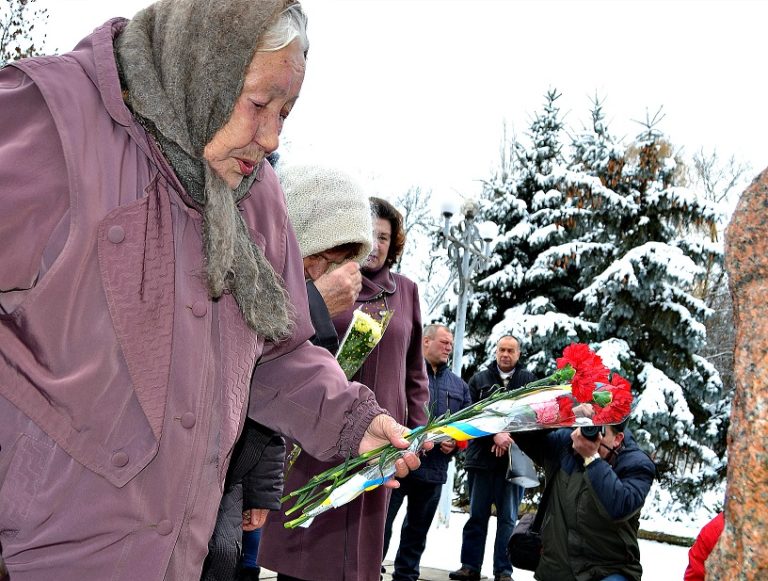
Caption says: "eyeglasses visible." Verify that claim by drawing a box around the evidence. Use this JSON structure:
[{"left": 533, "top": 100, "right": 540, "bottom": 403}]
[
  {"left": 309, "top": 248, "right": 357, "bottom": 266},
  {"left": 320, "top": 251, "right": 351, "bottom": 265}
]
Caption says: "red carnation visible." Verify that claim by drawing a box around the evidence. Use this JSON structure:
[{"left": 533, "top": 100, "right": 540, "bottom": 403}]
[
  {"left": 592, "top": 373, "right": 633, "bottom": 424},
  {"left": 556, "top": 343, "right": 590, "bottom": 370},
  {"left": 556, "top": 343, "right": 610, "bottom": 403},
  {"left": 556, "top": 395, "right": 576, "bottom": 425},
  {"left": 609, "top": 372, "right": 631, "bottom": 391}
]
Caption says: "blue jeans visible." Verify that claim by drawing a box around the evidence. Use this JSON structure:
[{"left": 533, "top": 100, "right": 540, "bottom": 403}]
[
  {"left": 382, "top": 476, "right": 443, "bottom": 581},
  {"left": 600, "top": 575, "right": 629, "bottom": 581},
  {"left": 460, "top": 468, "right": 523, "bottom": 576},
  {"left": 241, "top": 528, "right": 260, "bottom": 570}
]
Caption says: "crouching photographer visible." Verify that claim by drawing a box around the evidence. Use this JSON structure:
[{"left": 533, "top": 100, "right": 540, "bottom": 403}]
[{"left": 513, "top": 420, "right": 656, "bottom": 581}]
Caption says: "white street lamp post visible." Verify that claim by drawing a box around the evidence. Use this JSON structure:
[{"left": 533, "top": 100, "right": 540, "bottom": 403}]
[{"left": 440, "top": 199, "right": 496, "bottom": 377}]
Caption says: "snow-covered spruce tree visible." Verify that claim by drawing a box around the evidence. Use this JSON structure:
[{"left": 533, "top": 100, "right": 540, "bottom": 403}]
[
  {"left": 461, "top": 90, "right": 596, "bottom": 378},
  {"left": 576, "top": 113, "right": 725, "bottom": 503},
  {"left": 568, "top": 98, "right": 635, "bottom": 280},
  {"left": 685, "top": 149, "right": 751, "bottom": 438}
]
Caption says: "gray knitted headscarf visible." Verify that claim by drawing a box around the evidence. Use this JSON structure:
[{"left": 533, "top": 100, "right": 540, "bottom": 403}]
[{"left": 115, "top": 0, "right": 304, "bottom": 341}]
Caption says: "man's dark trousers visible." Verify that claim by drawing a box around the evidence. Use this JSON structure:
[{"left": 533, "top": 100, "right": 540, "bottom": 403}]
[
  {"left": 460, "top": 468, "right": 523, "bottom": 576},
  {"left": 383, "top": 475, "right": 443, "bottom": 581}
]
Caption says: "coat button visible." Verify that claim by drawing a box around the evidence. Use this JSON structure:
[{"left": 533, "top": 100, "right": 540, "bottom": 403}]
[
  {"left": 181, "top": 412, "right": 196, "bottom": 429},
  {"left": 156, "top": 519, "right": 173, "bottom": 536},
  {"left": 191, "top": 301, "right": 208, "bottom": 318},
  {"left": 107, "top": 225, "right": 125, "bottom": 244},
  {"left": 111, "top": 451, "right": 129, "bottom": 467}
]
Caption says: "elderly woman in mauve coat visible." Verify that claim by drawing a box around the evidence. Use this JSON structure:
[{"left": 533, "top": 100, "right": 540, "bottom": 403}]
[
  {"left": 0, "top": 2, "right": 425, "bottom": 580},
  {"left": 260, "top": 197, "right": 429, "bottom": 581}
]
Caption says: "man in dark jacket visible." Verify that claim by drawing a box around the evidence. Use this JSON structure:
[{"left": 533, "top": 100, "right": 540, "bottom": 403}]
[
  {"left": 514, "top": 421, "right": 656, "bottom": 581},
  {"left": 383, "top": 324, "right": 472, "bottom": 581},
  {"left": 451, "top": 336, "right": 536, "bottom": 581}
]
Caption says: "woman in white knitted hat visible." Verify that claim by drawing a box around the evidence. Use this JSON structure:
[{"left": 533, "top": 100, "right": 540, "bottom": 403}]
[
  {"left": 260, "top": 193, "right": 429, "bottom": 581},
  {"left": 206, "top": 164, "right": 374, "bottom": 581},
  {"left": 279, "top": 164, "right": 374, "bottom": 352}
]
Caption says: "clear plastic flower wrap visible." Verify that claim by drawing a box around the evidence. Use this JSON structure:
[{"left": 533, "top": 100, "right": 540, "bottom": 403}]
[
  {"left": 335, "top": 308, "right": 394, "bottom": 379},
  {"left": 282, "top": 343, "right": 633, "bottom": 528}
]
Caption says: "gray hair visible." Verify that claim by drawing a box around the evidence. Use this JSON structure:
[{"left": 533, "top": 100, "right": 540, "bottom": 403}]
[
  {"left": 424, "top": 324, "right": 450, "bottom": 339},
  {"left": 257, "top": 3, "right": 309, "bottom": 54},
  {"left": 497, "top": 335, "right": 522, "bottom": 350}
]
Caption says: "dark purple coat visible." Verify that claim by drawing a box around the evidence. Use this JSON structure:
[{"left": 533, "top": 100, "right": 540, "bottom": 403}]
[{"left": 259, "top": 266, "right": 429, "bottom": 581}]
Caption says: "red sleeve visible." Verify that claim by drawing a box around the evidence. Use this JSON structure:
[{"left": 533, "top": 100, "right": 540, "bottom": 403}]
[
  {"left": 684, "top": 513, "right": 725, "bottom": 581},
  {"left": 0, "top": 65, "right": 69, "bottom": 301}
]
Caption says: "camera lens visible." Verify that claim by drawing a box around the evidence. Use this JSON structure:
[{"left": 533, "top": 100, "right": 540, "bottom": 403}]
[{"left": 580, "top": 425, "right": 604, "bottom": 441}]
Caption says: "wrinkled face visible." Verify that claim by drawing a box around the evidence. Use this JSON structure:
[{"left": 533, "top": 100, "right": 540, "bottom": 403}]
[
  {"left": 303, "top": 246, "right": 358, "bottom": 281},
  {"left": 496, "top": 337, "right": 520, "bottom": 372},
  {"left": 423, "top": 327, "right": 454, "bottom": 367},
  {"left": 363, "top": 217, "right": 392, "bottom": 272},
  {"left": 203, "top": 40, "right": 306, "bottom": 189}
]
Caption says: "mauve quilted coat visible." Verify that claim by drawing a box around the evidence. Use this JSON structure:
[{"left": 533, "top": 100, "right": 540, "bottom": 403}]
[{"left": 0, "top": 19, "right": 381, "bottom": 581}]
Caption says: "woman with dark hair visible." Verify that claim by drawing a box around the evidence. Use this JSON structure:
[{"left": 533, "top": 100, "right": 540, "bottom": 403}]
[
  {"left": 366, "top": 196, "right": 407, "bottom": 269},
  {"left": 261, "top": 197, "right": 429, "bottom": 581}
]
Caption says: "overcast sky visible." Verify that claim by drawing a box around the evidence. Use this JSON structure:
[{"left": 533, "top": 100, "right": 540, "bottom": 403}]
[{"left": 36, "top": 0, "right": 767, "bottom": 211}]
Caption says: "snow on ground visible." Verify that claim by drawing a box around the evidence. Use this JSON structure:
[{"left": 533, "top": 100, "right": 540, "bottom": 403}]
[{"left": 385, "top": 509, "right": 690, "bottom": 580}]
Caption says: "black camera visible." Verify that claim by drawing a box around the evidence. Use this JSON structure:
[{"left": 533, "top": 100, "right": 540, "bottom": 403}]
[{"left": 580, "top": 425, "right": 605, "bottom": 441}]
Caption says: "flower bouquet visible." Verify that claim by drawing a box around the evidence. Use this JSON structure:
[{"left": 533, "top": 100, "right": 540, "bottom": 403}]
[
  {"left": 336, "top": 308, "right": 394, "bottom": 379},
  {"left": 282, "top": 343, "right": 632, "bottom": 528}
]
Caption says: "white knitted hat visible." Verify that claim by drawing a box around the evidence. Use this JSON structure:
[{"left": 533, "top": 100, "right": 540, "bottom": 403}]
[{"left": 280, "top": 164, "right": 373, "bottom": 263}]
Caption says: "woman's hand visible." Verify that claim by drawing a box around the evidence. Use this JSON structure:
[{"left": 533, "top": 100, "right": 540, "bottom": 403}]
[
  {"left": 439, "top": 438, "right": 457, "bottom": 454},
  {"left": 358, "top": 414, "right": 433, "bottom": 486},
  {"left": 242, "top": 508, "right": 269, "bottom": 531},
  {"left": 313, "top": 262, "right": 362, "bottom": 317}
]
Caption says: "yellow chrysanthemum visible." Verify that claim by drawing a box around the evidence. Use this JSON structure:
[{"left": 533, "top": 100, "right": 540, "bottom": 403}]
[{"left": 352, "top": 310, "right": 382, "bottom": 339}]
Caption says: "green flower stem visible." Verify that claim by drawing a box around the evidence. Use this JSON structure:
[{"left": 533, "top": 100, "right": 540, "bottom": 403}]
[
  {"left": 281, "top": 442, "right": 392, "bottom": 503},
  {"left": 282, "top": 433, "right": 427, "bottom": 517},
  {"left": 281, "top": 366, "right": 588, "bottom": 528}
]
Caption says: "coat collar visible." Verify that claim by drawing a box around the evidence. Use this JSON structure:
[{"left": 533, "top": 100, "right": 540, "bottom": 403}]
[
  {"left": 359, "top": 265, "right": 397, "bottom": 301},
  {"left": 426, "top": 360, "right": 448, "bottom": 377},
  {"left": 72, "top": 19, "right": 133, "bottom": 128},
  {"left": 487, "top": 360, "right": 502, "bottom": 380},
  {"left": 69, "top": 19, "right": 204, "bottom": 211}
]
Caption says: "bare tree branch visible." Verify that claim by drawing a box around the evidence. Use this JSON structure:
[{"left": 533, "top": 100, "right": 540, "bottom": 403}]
[{"left": 0, "top": 0, "right": 51, "bottom": 67}]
